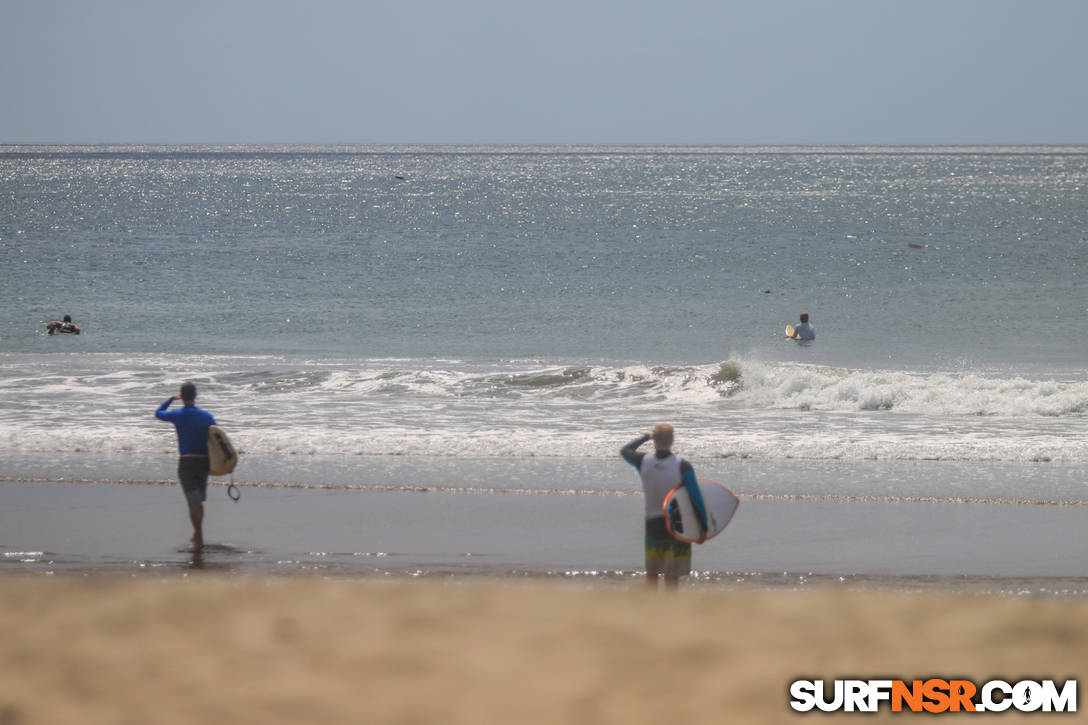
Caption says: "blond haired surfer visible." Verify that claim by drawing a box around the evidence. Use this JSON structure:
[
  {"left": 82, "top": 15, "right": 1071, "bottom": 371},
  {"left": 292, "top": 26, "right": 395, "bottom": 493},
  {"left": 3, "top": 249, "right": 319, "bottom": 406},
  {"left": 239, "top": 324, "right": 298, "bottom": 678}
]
[{"left": 621, "top": 424, "right": 708, "bottom": 590}]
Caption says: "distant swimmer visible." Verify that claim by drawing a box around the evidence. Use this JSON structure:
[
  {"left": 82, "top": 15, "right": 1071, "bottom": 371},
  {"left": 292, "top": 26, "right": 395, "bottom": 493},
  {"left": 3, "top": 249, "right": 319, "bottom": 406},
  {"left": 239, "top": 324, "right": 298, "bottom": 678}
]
[
  {"left": 621, "top": 424, "right": 708, "bottom": 590},
  {"left": 788, "top": 312, "right": 815, "bottom": 341},
  {"left": 46, "top": 315, "right": 80, "bottom": 335}
]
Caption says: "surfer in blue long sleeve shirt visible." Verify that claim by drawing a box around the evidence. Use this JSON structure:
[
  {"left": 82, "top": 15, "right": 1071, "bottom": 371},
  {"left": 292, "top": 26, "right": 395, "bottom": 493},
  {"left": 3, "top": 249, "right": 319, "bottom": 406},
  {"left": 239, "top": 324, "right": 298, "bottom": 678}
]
[
  {"left": 621, "top": 424, "right": 708, "bottom": 590},
  {"left": 156, "top": 382, "right": 216, "bottom": 550}
]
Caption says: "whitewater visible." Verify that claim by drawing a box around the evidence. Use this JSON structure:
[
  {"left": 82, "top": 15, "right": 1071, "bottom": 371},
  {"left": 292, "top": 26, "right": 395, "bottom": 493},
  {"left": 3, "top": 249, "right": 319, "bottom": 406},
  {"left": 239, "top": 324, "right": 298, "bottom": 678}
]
[{"left": 2, "top": 353, "right": 1085, "bottom": 466}]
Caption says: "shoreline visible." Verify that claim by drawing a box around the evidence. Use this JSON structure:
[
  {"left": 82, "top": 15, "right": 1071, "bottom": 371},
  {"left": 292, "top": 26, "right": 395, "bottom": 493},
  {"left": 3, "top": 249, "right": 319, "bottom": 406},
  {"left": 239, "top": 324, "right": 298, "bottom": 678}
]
[
  {"left": 8, "top": 473, "right": 1088, "bottom": 508},
  {"left": 3, "top": 478, "right": 1086, "bottom": 595},
  {"left": 5, "top": 452, "right": 1088, "bottom": 502}
]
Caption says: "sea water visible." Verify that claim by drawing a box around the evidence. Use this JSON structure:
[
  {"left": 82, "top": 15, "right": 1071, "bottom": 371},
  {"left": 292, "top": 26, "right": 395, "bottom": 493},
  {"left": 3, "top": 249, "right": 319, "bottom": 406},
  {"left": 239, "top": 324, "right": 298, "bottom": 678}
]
[{"left": 1, "top": 145, "right": 1087, "bottom": 577}]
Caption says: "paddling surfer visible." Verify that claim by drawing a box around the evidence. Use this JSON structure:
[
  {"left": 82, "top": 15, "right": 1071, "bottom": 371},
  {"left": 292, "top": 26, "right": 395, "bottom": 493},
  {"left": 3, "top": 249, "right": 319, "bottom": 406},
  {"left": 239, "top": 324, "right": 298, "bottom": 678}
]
[
  {"left": 621, "top": 424, "right": 708, "bottom": 590},
  {"left": 46, "top": 314, "right": 80, "bottom": 335},
  {"left": 155, "top": 382, "right": 217, "bottom": 550}
]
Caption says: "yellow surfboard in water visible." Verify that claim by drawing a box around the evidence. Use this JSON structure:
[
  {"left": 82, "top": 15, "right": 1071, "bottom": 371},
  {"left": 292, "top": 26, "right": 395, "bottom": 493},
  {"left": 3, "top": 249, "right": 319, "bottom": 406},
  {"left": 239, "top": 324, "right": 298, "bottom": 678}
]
[{"left": 785, "top": 324, "right": 795, "bottom": 338}]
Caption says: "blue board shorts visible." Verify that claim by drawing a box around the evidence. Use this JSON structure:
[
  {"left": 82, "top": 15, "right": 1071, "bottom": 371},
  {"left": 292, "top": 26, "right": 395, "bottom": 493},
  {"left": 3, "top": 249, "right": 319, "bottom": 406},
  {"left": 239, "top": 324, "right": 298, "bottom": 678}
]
[
  {"left": 178, "top": 455, "right": 210, "bottom": 508},
  {"left": 645, "top": 516, "right": 691, "bottom": 578}
]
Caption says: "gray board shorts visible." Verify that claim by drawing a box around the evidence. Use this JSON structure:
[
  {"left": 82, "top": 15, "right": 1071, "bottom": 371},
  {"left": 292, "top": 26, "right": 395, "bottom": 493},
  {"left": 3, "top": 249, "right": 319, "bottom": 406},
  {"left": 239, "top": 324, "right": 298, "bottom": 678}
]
[{"left": 178, "top": 455, "right": 211, "bottom": 507}]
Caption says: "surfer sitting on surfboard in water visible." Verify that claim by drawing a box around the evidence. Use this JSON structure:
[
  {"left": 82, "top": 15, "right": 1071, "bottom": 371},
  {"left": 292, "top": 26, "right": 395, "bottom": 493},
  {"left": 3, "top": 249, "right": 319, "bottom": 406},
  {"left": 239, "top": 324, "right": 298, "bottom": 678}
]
[
  {"left": 621, "top": 424, "right": 708, "bottom": 590},
  {"left": 788, "top": 312, "right": 815, "bottom": 341},
  {"left": 155, "top": 382, "right": 217, "bottom": 551}
]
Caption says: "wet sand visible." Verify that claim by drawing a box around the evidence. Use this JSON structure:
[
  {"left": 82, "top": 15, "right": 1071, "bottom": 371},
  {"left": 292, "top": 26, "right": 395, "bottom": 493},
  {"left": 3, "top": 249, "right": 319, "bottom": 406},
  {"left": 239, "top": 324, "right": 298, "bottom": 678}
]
[
  {"left": 2, "top": 480, "right": 1086, "bottom": 593},
  {"left": 0, "top": 575, "right": 1085, "bottom": 724}
]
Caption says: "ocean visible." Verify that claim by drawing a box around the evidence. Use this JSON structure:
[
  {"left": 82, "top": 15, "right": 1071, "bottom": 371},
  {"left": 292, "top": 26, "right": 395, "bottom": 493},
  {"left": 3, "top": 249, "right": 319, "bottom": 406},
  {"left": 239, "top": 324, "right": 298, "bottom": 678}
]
[{"left": 2, "top": 145, "right": 1087, "bottom": 582}]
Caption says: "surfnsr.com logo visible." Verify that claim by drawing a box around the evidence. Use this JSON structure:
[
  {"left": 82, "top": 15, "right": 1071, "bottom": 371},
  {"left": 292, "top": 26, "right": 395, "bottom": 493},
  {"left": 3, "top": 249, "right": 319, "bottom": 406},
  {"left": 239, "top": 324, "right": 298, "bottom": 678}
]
[{"left": 789, "top": 679, "right": 1077, "bottom": 713}]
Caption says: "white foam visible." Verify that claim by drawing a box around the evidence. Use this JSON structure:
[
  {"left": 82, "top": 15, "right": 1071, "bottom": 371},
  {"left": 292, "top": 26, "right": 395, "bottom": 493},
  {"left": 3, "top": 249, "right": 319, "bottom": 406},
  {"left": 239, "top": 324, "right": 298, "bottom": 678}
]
[
  {"left": 2, "top": 354, "right": 1085, "bottom": 464},
  {"left": 731, "top": 362, "right": 1088, "bottom": 417}
]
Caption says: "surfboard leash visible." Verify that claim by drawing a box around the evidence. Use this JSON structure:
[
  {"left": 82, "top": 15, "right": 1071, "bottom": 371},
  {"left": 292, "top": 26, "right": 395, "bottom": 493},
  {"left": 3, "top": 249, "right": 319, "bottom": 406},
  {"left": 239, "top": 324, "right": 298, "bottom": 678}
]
[{"left": 227, "top": 473, "right": 241, "bottom": 502}]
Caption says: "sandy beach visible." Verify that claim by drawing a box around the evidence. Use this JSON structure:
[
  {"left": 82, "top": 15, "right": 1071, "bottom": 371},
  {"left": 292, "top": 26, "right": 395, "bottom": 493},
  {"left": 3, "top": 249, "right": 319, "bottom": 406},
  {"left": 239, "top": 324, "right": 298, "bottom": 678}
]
[
  {"left": 2, "top": 470, "right": 1086, "bottom": 722},
  {"left": 0, "top": 575, "right": 1085, "bottom": 724}
]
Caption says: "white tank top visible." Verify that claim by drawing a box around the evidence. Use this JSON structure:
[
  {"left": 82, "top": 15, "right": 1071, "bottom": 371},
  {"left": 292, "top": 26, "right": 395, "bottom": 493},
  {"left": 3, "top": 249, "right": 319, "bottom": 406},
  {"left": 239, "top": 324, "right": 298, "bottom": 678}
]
[{"left": 639, "top": 452, "right": 681, "bottom": 520}]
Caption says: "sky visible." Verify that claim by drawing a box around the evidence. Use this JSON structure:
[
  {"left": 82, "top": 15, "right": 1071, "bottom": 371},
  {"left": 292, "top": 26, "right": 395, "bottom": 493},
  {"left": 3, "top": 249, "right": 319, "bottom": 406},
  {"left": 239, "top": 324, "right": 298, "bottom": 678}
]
[{"left": 2, "top": 0, "right": 1087, "bottom": 145}]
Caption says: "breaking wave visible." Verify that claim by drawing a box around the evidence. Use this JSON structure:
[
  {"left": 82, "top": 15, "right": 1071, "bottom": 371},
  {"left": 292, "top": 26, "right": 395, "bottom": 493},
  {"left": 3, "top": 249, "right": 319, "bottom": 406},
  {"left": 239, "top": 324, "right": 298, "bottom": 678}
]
[{"left": 1, "top": 353, "right": 1086, "bottom": 463}]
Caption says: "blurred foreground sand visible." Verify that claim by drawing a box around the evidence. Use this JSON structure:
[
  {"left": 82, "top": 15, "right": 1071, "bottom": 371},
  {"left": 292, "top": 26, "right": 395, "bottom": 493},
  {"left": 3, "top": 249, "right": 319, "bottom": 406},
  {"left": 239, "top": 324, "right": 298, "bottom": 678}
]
[{"left": 0, "top": 576, "right": 1084, "bottom": 724}]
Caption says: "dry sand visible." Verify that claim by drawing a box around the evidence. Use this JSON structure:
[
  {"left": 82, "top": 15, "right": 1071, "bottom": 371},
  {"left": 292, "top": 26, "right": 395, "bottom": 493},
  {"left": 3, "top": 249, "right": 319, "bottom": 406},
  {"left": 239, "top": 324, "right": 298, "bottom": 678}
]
[{"left": 0, "top": 576, "right": 1084, "bottom": 724}]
